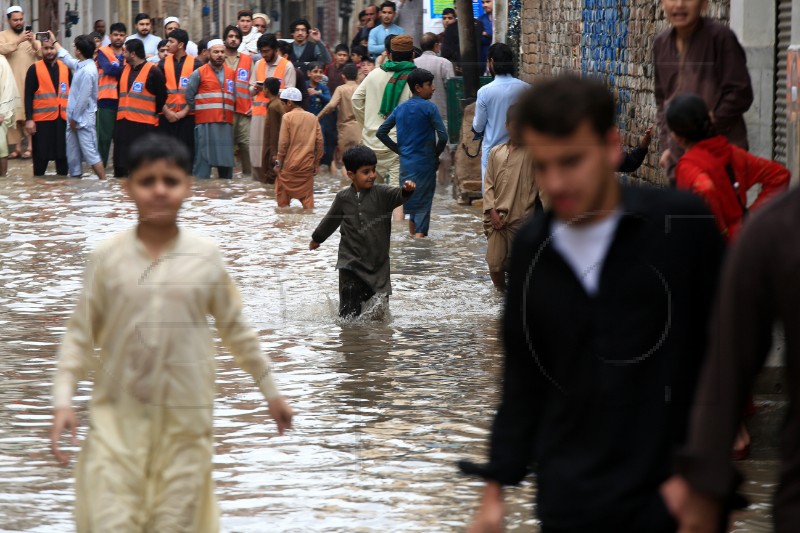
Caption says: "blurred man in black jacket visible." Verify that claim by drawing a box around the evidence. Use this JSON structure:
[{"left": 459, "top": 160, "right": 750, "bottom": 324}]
[{"left": 462, "top": 75, "right": 725, "bottom": 533}]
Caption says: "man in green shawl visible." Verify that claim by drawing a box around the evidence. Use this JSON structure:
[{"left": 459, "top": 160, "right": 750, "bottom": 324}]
[{"left": 353, "top": 34, "right": 415, "bottom": 185}]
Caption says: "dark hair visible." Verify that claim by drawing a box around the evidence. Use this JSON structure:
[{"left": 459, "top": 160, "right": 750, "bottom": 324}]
[
  {"left": 134, "top": 13, "right": 150, "bottom": 24},
  {"left": 358, "top": 10, "right": 367, "bottom": 20},
  {"left": 420, "top": 32, "right": 439, "bottom": 52},
  {"left": 277, "top": 40, "right": 292, "bottom": 56},
  {"left": 489, "top": 43, "right": 514, "bottom": 76},
  {"left": 343, "top": 145, "right": 378, "bottom": 172},
  {"left": 290, "top": 18, "right": 311, "bottom": 33},
  {"left": 515, "top": 75, "right": 616, "bottom": 138},
  {"left": 413, "top": 47, "right": 422, "bottom": 59},
  {"left": 307, "top": 61, "right": 324, "bottom": 73},
  {"left": 94, "top": 19, "right": 104, "bottom": 26},
  {"left": 442, "top": 7, "right": 455, "bottom": 16},
  {"left": 380, "top": 1, "right": 397, "bottom": 12},
  {"left": 124, "top": 37, "right": 146, "bottom": 59},
  {"left": 334, "top": 43, "right": 349, "bottom": 54},
  {"left": 109, "top": 22, "right": 127, "bottom": 34},
  {"left": 167, "top": 29, "right": 189, "bottom": 47},
  {"left": 666, "top": 94, "right": 716, "bottom": 143},
  {"left": 407, "top": 68, "right": 434, "bottom": 94},
  {"left": 342, "top": 63, "right": 358, "bottom": 80},
  {"left": 90, "top": 32, "right": 103, "bottom": 42},
  {"left": 391, "top": 49, "right": 412, "bottom": 62},
  {"left": 157, "top": 39, "right": 168, "bottom": 49},
  {"left": 264, "top": 77, "right": 281, "bottom": 96},
  {"left": 127, "top": 133, "right": 192, "bottom": 174},
  {"left": 72, "top": 35, "right": 96, "bottom": 59},
  {"left": 351, "top": 45, "right": 368, "bottom": 59},
  {"left": 237, "top": 9, "right": 253, "bottom": 19},
  {"left": 257, "top": 33, "right": 278, "bottom": 50},
  {"left": 197, "top": 38, "right": 209, "bottom": 53},
  {"left": 224, "top": 25, "right": 243, "bottom": 41},
  {"left": 362, "top": 56, "right": 375, "bottom": 65},
  {"left": 383, "top": 34, "right": 396, "bottom": 53}
]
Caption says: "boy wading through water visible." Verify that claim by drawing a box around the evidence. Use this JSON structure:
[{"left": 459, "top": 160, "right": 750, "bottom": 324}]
[
  {"left": 310, "top": 145, "right": 415, "bottom": 318},
  {"left": 482, "top": 105, "right": 543, "bottom": 291},
  {"left": 376, "top": 68, "right": 447, "bottom": 237},
  {"left": 50, "top": 133, "right": 293, "bottom": 531}
]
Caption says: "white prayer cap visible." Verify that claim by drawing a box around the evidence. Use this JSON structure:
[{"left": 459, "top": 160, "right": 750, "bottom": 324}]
[
  {"left": 280, "top": 87, "right": 303, "bottom": 102},
  {"left": 252, "top": 12, "right": 270, "bottom": 24},
  {"left": 163, "top": 16, "right": 179, "bottom": 26},
  {"left": 207, "top": 39, "right": 224, "bottom": 49},
  {"left": 6, "top": 6, "right": 22, "bottom": 15}
]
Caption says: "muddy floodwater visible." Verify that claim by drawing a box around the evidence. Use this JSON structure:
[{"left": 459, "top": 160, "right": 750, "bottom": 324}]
[{"left": 0, "top": 164, "right": 776, "bottom": 531}]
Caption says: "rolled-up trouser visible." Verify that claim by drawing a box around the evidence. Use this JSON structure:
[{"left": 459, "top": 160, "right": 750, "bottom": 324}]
[{"left": 66, "top": 126, "right": 102, "bottom": 177}]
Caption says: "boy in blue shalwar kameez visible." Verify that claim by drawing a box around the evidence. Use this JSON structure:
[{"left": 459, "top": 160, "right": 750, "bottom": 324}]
[{"left": 376, "top": 68, "right": 448, "bottom": 237}]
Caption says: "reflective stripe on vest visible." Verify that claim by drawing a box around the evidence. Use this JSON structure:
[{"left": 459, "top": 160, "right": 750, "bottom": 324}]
[
  {"left": 97, "top": 46, "right": 122, "bottom": 101},
  {"left": 164, "top": 54, "right": 196, "bottom": 115},
  {"left": 32, "top": 60, "right": 70, "bottom": 121},
  {"left": 233, "top": 53, "right": 252, "bottom": 115},
  {"left": 194, "top": 64, "right": 235, "bottom": 125},
  {"left": 251, "top": 57, "right": 288, "bottom": 116},
  {"left": 117, "top": 62, "right": 159, "bottom": 126}
]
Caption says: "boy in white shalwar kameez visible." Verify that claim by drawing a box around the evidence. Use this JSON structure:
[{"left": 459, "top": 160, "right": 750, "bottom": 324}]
[{"left": 50, "top": 133, "right": 294, "bottom": 532}]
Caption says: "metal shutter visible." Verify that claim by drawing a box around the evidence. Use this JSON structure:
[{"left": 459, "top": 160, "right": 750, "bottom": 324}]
[{"left": 774, "top": 0, "right": 793, "bottom": 164}]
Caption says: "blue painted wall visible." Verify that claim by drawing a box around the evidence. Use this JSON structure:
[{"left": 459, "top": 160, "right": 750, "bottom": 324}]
[{"left": 580, "top": 0, "right": 631, "bottom": 131}]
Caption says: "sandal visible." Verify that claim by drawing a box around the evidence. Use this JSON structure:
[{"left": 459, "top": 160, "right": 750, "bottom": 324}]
[{"left": 20, "top": 150, "right": 31, "bottom": 159}]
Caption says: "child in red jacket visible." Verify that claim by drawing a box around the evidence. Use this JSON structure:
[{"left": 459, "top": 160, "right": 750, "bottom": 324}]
[{"left": 666, "top": 94, "right": 789, "bottom": 241}]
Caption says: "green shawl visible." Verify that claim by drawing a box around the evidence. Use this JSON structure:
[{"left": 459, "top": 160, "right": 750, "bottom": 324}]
[{"left": 379, "top": 60, "right": 417, "bottom": 117}]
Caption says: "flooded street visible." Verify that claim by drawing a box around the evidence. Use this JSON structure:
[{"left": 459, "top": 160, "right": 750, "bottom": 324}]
[{"left": 0, "top": 162, "right": 775, "bottom": 532}]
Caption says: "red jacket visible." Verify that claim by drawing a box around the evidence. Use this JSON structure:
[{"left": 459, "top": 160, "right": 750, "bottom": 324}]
[{"left": 675, "top": 135, "right": 789, "bottom": 241}]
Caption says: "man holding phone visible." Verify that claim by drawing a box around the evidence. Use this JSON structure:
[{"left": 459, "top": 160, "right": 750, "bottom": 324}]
[{"left": 0, "top": 6, "right": 41, "bottom": 160}]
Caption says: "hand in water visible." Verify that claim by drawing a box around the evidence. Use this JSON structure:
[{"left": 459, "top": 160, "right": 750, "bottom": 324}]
[{"left": 267, "top": 396, "right": 294, "bottom": 435}]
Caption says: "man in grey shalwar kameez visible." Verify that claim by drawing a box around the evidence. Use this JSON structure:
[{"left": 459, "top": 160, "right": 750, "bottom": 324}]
[{"left": 184, "top": 39, "right": 235, "bottom": 179}]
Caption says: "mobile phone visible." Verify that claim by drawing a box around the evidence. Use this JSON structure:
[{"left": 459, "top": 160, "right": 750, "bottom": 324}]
[
  {"left": 25, "top": 25, "right": 31, "bottom": 32},
  {"left": 35, "top": 32, "right": 49, "bottom": 41},
  {"left": 255, "top": 80, "right": 264, "bottom": 86}
]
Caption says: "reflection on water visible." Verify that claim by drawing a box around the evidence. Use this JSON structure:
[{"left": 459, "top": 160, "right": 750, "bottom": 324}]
[{"left": 0, "top": 163, "right": 773, "bottom": 531}]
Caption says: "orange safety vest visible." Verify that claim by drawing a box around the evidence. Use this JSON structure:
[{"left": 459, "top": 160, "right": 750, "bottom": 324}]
[
  {"left": 97, "top": 46, "right": 122, "bottom": 101},
  {"left": 164, "top": 53, "right": 196, "bottom": 115},
  {"left": 32, "top": 60, "right": 69, "bottom": 121},
  {"left": 117, "top": 62, "right": 159, "bottom": 126},
  {"left": 251, "top": 56, "right": 288, "bottom": 116},
  {"left": 232, "top": 53, "right": 252, "bottom": 115},
  {"left": 194, "top": 63, "right": 235, "bottom": 125}
]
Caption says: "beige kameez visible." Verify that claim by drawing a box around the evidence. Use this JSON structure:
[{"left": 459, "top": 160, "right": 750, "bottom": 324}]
[
  {"left": 53, "top": 228, "right": 281, "bottom": 532},
  {"left": 0, "top": 29, "right": 40, "bottom": 144},
  {"left": 318, "top": 80, "right": 361, "bottom": 153},
  {"left": 483, "top": 142, "right": 541, "bottom": 273},
  {"left": 352, "top": 67, "right": 410, "bottom": 183}
]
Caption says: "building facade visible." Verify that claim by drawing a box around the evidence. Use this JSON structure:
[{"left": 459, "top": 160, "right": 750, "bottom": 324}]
[{"left": 519, "top": 0, "right": 800, "bottom": 184}]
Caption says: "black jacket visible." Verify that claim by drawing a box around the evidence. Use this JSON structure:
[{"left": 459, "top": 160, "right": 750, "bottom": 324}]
[{"left": 463, "top": 185, "right": 725, "bottom": 531}]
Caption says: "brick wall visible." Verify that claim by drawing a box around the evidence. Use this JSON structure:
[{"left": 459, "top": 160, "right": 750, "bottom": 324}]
[{"left": 520, "top": 0, "right": 731, "bottom": 184}]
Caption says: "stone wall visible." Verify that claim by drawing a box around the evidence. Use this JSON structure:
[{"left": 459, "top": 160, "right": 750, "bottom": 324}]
[{"left": 519, "top": 0, "right": 731, "bottom": 185}]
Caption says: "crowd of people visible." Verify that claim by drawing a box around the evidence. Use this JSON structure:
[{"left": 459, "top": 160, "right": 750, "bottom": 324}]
[{"left": 40, "top": 0, "right": 800, "bottom": 531}]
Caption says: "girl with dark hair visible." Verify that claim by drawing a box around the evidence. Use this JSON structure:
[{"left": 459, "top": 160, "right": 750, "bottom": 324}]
[{"left": 667, "top": 93, "right": 789, "bottom": 242}]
